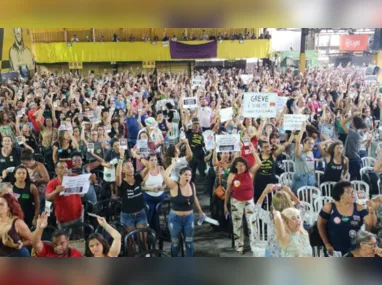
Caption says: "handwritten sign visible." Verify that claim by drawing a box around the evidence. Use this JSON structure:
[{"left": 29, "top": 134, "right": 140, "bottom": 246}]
[
  {"left": 203, "top": 130, "right": 215, "bottom": 151},
  {"left": 240, "top": 74, "right": 253, "bottom": 85},
  {"left": 136, "top": 139, "right": 149, "bottom": 156},
  {"left": 215, "top": 134, "right": 241, "bottom": 153},
  {"left": 60, "top": 174, "right": 91, "bottom": 196},
  {"left": 192, "top": 76, "right": 205, "bottom": 89},
  {"left": 183, "top": 97, "right": 198, "bottom": 109},
  {"left": 220, "top": 107, "right": 233, "bottom": 122},
  {"left": 283, "top": 114, "right": 308, "bottom": 131},
  {"left": 276, "top": 96, "right": 289, "bottom": 110},
  {"left": 242, "top": 93, "right": 277, "bottom": 118}
]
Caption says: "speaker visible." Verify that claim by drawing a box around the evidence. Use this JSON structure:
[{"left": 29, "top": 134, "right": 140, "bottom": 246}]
[
  {"left": 366, "top": 65, "right": 380, "bottom": 75},
  {"left": 372, "top": 28, "right": 382, "bottom": 50}
]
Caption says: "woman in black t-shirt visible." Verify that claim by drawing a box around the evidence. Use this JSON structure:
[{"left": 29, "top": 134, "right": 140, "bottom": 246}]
[{"left": 0, "top": 136, "right": 21, "bottom": 183}]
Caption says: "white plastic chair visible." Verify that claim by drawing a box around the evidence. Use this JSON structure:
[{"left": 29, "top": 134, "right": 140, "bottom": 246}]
[
  {"left": 256, "top": 195, "right": 271, "bottom": 248},
  {"left": 319, "top": 181, "right": 336, "bottom": 197},
  {"left": 360, "top": 166, "right": 374, "bottom": 179},
  {"left": 168, "top": 122, "right": 180, "bottom": 145},
  {"left": 361, "top": 157, "right": 376, "bottom": 168},
  {"left": 299, "top": 201, "right": 314, "bottom": 226},
  {"left": 282, "top": 160, "right": 295, "bottom": 173},
  {"left": 351, "top": 180, "right": 370, "bottom": 200},
  {"left": 275, "top": 175, "right": 280, "bottom": 183},
  {"left": 280, "top": 172, "right": 293, "bottom": 187},
  {"left": 282, "top": 152, "right": 291, "bottom": 160},
  {"left": 297, "top": 186, "right": 322, "bottom": 205},
  {"left": 315, "top": 170, "right": 324, "bottom": 187},
  {"left": 313, "top": 196, "right": 334, "bottom": 213}
]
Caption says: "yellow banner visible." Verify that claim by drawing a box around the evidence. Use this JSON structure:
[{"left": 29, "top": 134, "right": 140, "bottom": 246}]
[
  {"left": 68, "top": 62, "right": 83, "bottom": 69},
  {"left": 142, "top": 61, "right": 156, "bottom": 68},
  {"left": 32, "top": 40, "right": 270, "bottom": 63}
]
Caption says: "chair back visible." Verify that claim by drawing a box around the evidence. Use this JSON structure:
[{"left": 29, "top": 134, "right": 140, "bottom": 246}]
[
  {"left": 297, "top": 186, "right": 321, "bottom": 205},
  {"left": 351, "top": 180, "right": 370, "bottom": 199},
  {"left": 315, "top": 170, "right": 324, "bottom": 187},
  {"left": 361, "top": 157, "right": 376, "bottom": 168},
  {"left": 156, "top": 199, "right": 172, "bottom": 241},
  {"left": 298, "top": 201, "right": 314, "bottom": 226},
  {"left": 92, "top": 198, "right": 122, "bottom": 222},
  {"left": 280, "top": 172, "right": 293, "bottom": 187},
  {"left": 319, "top": 181, "right": 336, "bottom": 197},
  {"left": 124, "top": 228, "right": 157, "bottom": 257},
  {"left": 282, "top": 160, "right": 295, "bottom": 173},
  {"left": 313, "top": 196, "right": 334, "bottom": 212},
  {"left": 360, "top": 166, "right": 374, "bottom": 179}
]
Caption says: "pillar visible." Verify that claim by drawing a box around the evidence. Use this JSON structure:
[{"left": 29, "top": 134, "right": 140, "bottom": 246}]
[{"left": 300, "top": 28, "right": 309, "bottom": 73}]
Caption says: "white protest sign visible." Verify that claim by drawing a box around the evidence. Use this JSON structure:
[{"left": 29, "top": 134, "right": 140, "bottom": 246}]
[
  {"left": 202, "top": 130, "right": 215, "bottom": 151},
  {"left": 119, "top": 139, "right": 128, "bottom": 150},
  {"left": 242, "top": 93, "right": 277, "bottom": 118},
  {"left": 17, "top": 108, "right": 26, "bottom": 117},
  {"left": 220, "top": 107, "right": 233, "bottom": 122},
  {"left": 365, "top": 75, "right": 378, "bottom": 84},
  {"left": 283, "top": 114, "right": 308, "bottom": 131},
  {"left": 182, "top": 97, "right": 198, "bottom": 109},
  {"left": 240, "top": 74, "right": 253, "bottom": 85},
  {"left": 192, "top": 76, "right": 205, "bottom": 88},
  {"left": 155, "top": 99, "right": 175, "bottom": 111},
  {"left": 60, "top": 174, "right": 91, "bottom": 196},
  {"left": 276, "top": 96, "right": 289, "bottom": 110},
  {"left": 136, "top": 139, "right": 149, "bottom": 156},
  {"left": 215, "top": 134, "right": 241, "bottom": 153}
]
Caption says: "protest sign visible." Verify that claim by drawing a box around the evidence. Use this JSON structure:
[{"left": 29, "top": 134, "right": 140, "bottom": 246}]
[
  {"left": 182, "top": 97, "right": 198, "bottom": 109},
  {"left": 215, "top": 134, "right": 241, "bottom": 153},
  {"left": 136, "top": 139, "right": 149, "bottom": 156},
  {"left": 365, "top": 75, "right": 378, "bottom": 84},
  {"left": 242, "top": 93, "right": 277, "bottom": 118},
  {"left": 283, "top": 114, "right": 308, "bottom": 131},
  {"left": 156, "top": 99, "right": 175, "bottom": 111},
  {"left": 240, "top": 74, "right": 253, "bottom": 85},
  {"left": 60, "top": 174, "right": 91, "bottom": 196},
  {"left": 220, "top": 107, "right": 233, "bottom": 122},
  {"left": 119, "top": 139, "right": 128, "bottom": 150},
  {"left": 192, "top": 76, "right": 205, "bottom": 88},
  {"left": 203, "top": 130, "right": 215, "bottom": 151},
  {"left": 17, "top": 108, "right": 25, "bottom": 117},
  {"left": 87, "top": 143, "right": 94, "bottom": 153},
  {"left": 276, "top": 96, "right": 289, "bottom": 110}
]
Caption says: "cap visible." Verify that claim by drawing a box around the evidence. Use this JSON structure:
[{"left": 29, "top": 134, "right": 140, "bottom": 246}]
[{"left": 192, "top": 118, "right": 199, "bottom": 123}]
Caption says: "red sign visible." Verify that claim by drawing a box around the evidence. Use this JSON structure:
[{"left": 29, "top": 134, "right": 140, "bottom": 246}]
[{"left": 339, "top": 35, "right": 369, "bottom": 51}]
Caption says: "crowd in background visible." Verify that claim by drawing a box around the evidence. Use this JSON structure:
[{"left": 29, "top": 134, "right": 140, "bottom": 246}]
[{"left": 0, "top": 62, "right": 382, "bottom": 257}]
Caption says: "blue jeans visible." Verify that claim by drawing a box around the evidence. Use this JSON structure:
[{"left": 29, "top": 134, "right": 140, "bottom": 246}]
[
  {"left": 168, "top": 210, "right": 195, "bottom": 257},
  {"left": 84, "top": 185, "right": 97, "bottom": 204},
  {"left": 143, "top": 192, "right": 165, "bottom": 231},
  {"left": 292, "top": 173, "right": 316, "bottom": 193},
  {"left": 359, "top": 150, "right": 368, "bottom": 159},
  {"left": 7, "top": 247, "right": 30, "bottom": 257},
  {"left": 120, "top": 209, "right": 148, "bottom": 228}
]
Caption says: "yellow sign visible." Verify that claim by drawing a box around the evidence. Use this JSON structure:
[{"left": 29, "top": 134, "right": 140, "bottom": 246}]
[
  {"left": 68, "top": 62, "right": 83, "bottom": 69},
  {"left": 142, "top": 61, "right": 156, "bottom": 68}
]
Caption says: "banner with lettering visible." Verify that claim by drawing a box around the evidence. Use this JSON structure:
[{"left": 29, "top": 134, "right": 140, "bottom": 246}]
[
  {"left": 242, "top": 93, "right": 277, "bottom": 118},
  {"left": 215, "top": 134, "right": 241, "bottom": 153},
  {"left": 339, "top": 35, "right": 369, "bottom": 51}
]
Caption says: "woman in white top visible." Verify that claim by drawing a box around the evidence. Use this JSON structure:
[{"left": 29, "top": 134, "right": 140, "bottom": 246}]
[
  {"left": 273, "top": 207, "right": 312, "bottom": 257},
  {"left": 142, "top": 153, "right": 165, "bottom": 231},
  {"left": 164, "top": 138, "right": 193, "bottom": 181}
]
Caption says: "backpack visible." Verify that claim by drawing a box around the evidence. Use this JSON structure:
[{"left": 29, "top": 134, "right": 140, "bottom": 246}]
[{"left": 361, "top": 170, "right": 379, "bottom": 196}]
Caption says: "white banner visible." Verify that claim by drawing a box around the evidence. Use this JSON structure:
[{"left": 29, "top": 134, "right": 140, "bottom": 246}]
[
  {"left": 242, "top": 93, "right": 277, "bottom": 118},
  {"left": 182, "top": 97, "right": 198, "bottom": 109},
  {"left": 240, "top": 74, "right": 253, "bottom": 85},
  {"left": 219, "top": 107, "right": 233, "bottom": 122},
  {"left": 276, "top": 96, "right": 289, "bottom": 110},
  {"left": 215, "top": 134, "right": 241, "bottom": 153},
  {"left": 203, "top": 130, "right": 215, "bottom": 151},
  {"left": 60, "top": 174, "right": 91, "bottom": 196},
  {"left": 283, "top": 114, "right": 308, "bottom": 131}
]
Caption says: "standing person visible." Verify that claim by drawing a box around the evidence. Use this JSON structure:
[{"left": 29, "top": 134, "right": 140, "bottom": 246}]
[
  {"left": 85, "top": 215, "right": 122, "bottom": 257},
  {"left": 318, "top": 140, "right": 349, "bottom": 183},
  {"left": 272, "top": 207, "right": 312, "bottom": 257},
  {"left": 32, "top": 212, "right": 82, "bottom": 257},
  {"left": 52, "top": 130, "right": 79, "bottom": 169},
  {"left": 223, "top": 143, "right": 262, "bottom": 255},
  {"left": 45, "top": 162, "right": 83, "bottom": 230},
  {"left": 0, "top": 136, "right": 21, "bottom": 182},
  {"left": 0, "top": 111, "right": 16, "bottom": 144},
  {"left": 317, "top": 181, "right": 376, "bottom": 256},
  {"left": 340, "top": 113, "right": 366, "bottom": 180},
  {"left": 198, "top": 97, "right": 212, "bottom": 132},
  {"left": 0, "top": 193, "right": 32, "bottom": 257},
  {"left": 292, "top": 123, "right": 316, "bottom": 193},
  {"left": 20, "top": 149, "right": 49, "bottom": 212},
  {"left": 12, "top": 166, "right": 40, "bottom": 227},
  {"left": 184, "top": 118, "right": 206, "bottom": 182},
  {"left": 162, "top": 163, "right": 204, "bottom": 257},
  {"left": 115, "top": 149, "right": 149, "bottom": 256},
  {"left": 142, "top": 153, "right": 165, "bottom": 231},
  {"left": 164, "top": 139, "right": 193, "bottom": 181}
]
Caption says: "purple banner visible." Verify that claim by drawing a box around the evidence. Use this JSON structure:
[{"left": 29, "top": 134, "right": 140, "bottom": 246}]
[{"left": 170, "top": 41, "right": 217, "bottom": 59}]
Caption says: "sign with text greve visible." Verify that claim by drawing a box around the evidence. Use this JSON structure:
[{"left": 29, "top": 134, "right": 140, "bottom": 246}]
[{"left": 242, "top": 93, "right": 277, "bottom": 118}]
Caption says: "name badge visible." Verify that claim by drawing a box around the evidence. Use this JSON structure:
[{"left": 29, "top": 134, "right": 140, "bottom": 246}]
[{"left": 353, "top": 215, "right": 360, "bottom": 221}]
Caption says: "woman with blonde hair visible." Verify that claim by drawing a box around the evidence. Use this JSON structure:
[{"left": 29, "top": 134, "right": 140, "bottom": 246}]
[
  {"left": 273, "top": 207, "right": 312, "bottom": 257},
  {"left": 255, "top": 184, "right": 300, "bottom": 257}
]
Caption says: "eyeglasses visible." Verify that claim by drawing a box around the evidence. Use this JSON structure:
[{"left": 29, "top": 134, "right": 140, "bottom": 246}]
[
  {"left": 344, "top": 189, "right": 354, "bottom": 194},
  {"left": 364, "top": 242, "right": 377, "bottom": 248}
]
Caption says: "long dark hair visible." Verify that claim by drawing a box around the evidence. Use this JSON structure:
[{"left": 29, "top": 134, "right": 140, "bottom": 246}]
[
  {"left": 230, "top": 157, "right": 249, "bottom": 174},
  {"left": 165, "top": 144, "right": 176, "bottom": 168},
  {"left": 13, "top": 165, "right": 32, "bottom": 185},
  {"left": 85, "top": 233, "right": 110, "bottom": 257},
  {"left": 327, "top": 140, "right": 344, "bottom": 157}
]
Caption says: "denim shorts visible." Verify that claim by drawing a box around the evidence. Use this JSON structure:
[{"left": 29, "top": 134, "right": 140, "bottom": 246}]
[{"left": 120, "top": 208, "right": 148, "bottom": 228}]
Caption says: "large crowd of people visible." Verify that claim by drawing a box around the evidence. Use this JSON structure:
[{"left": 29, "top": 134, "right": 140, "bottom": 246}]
[{"left": 0, "top": 63, "right": 382, "bottom": 258}]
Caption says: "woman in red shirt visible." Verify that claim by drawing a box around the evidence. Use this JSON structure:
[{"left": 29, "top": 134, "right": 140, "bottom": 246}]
[{"left": 224, "top": 143, "right": 262, "bottom": 255}]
